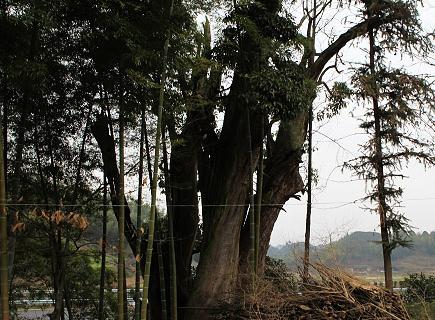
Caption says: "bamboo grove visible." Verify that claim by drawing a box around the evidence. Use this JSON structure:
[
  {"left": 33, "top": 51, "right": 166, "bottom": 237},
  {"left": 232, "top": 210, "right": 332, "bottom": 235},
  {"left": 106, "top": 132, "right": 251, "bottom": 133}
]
[{"left": 0, "top": 0, "right": 434, "bottom": 319}]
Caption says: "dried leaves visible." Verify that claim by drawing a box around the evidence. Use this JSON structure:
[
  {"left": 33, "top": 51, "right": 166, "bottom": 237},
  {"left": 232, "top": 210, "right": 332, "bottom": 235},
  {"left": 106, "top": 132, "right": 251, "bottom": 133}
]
[{"left": 32, "top": 209, "right": 89, "bottom": 230}]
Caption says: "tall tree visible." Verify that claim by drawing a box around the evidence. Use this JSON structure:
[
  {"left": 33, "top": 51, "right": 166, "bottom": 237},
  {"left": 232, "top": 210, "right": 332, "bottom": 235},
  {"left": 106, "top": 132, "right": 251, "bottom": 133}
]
[
  {"left": 340, "top": 0, "right": 435, "bottom": 291},
  {"left": 303, "top": 0, "right": 318, "bottom": 279},
  {"left": 369, "top": 26, "right": 393, "bottom": 290}
]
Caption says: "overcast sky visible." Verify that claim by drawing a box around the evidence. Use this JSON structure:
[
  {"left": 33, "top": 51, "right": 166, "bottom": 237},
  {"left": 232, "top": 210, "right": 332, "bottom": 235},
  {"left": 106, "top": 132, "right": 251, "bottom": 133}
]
[{"left": 270, "top": 1, "right": 435, "bottom": 245}]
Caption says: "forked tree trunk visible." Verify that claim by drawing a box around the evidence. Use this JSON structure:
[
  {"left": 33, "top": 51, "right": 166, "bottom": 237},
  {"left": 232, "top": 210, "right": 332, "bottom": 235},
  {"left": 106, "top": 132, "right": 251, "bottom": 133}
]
[
  {"left": 186, "top": 91, "right": 263, "bottom": 318},
  {"left": 240, "top": 116, "right": 306, "bottom": 275}
]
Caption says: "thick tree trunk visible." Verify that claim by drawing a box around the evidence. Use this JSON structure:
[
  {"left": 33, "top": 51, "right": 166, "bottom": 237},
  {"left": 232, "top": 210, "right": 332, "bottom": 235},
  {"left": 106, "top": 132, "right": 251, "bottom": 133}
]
[
  {"left": 168, "top": 117, "right": 199, "bottom": 315},
  {"left": 186, "top": 84, "right": 263, "bottom": 318}
]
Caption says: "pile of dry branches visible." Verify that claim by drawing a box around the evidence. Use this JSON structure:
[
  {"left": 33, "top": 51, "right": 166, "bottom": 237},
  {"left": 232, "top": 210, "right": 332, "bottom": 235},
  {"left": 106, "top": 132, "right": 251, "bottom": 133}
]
[{"left": 217, "top": 263, "right": 409, "bottom": 319}]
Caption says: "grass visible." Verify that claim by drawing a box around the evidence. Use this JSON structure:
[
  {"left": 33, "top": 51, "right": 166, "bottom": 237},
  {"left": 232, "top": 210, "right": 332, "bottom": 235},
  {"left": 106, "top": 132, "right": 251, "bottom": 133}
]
[{"left": 406, "top": 301, "right": 435, "bottom": 320}]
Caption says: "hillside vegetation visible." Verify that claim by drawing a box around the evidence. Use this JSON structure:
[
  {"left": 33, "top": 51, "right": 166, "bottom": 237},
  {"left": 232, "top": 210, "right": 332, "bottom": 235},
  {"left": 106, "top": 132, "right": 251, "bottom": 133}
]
[{"left": 268, "top": 231, "right": 435, "bottom": 274}]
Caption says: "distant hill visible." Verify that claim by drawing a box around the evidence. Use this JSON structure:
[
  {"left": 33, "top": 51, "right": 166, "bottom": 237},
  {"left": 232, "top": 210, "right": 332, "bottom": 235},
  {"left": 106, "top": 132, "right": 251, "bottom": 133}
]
[{"left": 268, "top": 231, "right": 435, "bottom": 274}]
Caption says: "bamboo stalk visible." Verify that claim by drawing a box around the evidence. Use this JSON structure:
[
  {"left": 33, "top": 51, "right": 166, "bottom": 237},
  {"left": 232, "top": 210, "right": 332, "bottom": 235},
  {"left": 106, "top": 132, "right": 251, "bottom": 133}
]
[
  {"left": 254, "top": 115, "right": 264, "bottom": 273},
  {"left": 135, "top": 106, "right": 146, "bottom": 320},
  {"left": 143, "top": 115, "right": 169, "bottom": 319},
  {"left": 162, "top": 129, "right": 177, "bottom": 320},
  {"left": 155, "top": 227, "right": 168, "bottom": 320},
  {"left": 140, "top": 1, "right": 174, "bottom": 318},
  {"left": 0, "top": 109, "right": 9, "bottom": 320},
  {"left": 118, "top": 84, "right": 126, "bottom": 320},
  {"left": 246, "top": 110, "right": 255, "bottom": 282},
  {"left": 98, "top": 175, "right": 108, "bottom": 320}
]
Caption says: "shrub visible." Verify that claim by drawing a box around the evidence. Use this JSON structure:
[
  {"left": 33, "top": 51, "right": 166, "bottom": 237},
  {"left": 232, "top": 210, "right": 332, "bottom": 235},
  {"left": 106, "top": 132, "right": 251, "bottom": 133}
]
[{"left": 402, "top": 273, "right": 435, "bottom": 303}]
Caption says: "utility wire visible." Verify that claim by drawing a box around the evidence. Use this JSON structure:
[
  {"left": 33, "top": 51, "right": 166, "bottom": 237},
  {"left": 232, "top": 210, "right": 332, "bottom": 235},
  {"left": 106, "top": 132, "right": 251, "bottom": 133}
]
[{"left": 3, "top": 197, "right": 435, "bottom": 208}]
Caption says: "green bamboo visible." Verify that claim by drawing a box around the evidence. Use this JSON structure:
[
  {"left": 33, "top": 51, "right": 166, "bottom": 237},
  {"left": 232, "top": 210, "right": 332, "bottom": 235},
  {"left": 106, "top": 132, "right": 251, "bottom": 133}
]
[
  {"left": 98, "top": 175, "right": 108, "bottom": 320},
  {"left": 118, "top": 88, "right": 126, "bottom": 320},
  {"left": 135, "top": 106, "right": 146, "bottom": 320},
  {"left": 143, "top": 120, "right": 168, "bottom": 320},
  {"left": 254, "top": 115, "right": 264, "bottom": 273},
  {"left": 162, "top": 129, "right": 177, "bottom": 320},
  {"left": 155, "top": 227, "right": 168, "bottom": 320},
  {"left": 246, "top": 111, "right": 255, "bottom": 283},
  {"left": 140, "top": 1, "right": 174, "bottom": 318},
  {"left": 0, "top": 110, "right": 9, "bottom": 320}
]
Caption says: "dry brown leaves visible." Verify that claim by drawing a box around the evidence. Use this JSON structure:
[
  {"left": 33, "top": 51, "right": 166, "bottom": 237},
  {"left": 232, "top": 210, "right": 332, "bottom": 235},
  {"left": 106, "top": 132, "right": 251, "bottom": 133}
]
[{"left": 33, "top": 209, "right": 89, "bottom": 230}]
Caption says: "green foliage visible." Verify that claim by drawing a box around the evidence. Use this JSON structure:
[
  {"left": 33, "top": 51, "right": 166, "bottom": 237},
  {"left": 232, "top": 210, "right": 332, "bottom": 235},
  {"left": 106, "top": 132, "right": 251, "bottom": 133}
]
[
  {"left": 372, "top": 0, "right": 432, "bottom": 55},
  {"left": 264, "top": 256, "right": 298, "bottom": 292},
  {"left": 214, "top": 0, "right": 298, "bottom": 68},
  {"left": 247, "top": 61, "right": 316, "bottom": 119},
  {"left": 403, "top": 273, "right": 435, "bottom": 303},
  {"left": 212, "top": 1, "right": 315, "bottom": 119},
  {"left": 318, "top": 82, "right": 353, "bottom": 121},
  {"left": 12, "top": 232, "right": 117, "bottom": 319},
  {"left": 406, "top": 301, "right": 435, "bottom": 320},
  {"left": 65, "top": 252, "right": 118, "bottom": 319}
]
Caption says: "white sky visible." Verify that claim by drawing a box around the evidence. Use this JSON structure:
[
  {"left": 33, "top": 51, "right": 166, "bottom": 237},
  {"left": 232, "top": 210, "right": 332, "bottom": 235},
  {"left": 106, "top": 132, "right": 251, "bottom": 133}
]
[{"left": 270, "top": 0, "right": 435, "bottom": 245}]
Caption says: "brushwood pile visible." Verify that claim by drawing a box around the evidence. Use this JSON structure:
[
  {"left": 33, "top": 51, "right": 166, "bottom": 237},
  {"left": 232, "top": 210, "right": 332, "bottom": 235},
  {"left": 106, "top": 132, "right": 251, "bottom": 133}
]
[{"left": 217, "top": 262, "right": 409, "bottom": 319}]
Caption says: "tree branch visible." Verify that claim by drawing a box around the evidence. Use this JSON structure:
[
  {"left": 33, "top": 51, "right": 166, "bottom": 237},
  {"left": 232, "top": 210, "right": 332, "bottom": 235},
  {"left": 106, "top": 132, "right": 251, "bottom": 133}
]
[{"left": 310, "top": 14, "right": 400, "bottom": 78}]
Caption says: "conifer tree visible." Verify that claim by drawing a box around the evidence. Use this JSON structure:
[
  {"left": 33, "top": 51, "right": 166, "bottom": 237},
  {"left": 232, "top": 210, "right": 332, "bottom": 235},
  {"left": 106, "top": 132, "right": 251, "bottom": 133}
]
[{"left": 340, "top": 2, "right": 435, "bottom": 289}]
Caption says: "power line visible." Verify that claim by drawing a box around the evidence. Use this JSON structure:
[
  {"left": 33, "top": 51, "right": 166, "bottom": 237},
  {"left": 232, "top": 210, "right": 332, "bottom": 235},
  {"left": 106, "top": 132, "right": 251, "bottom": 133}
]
[{"left": 2, "top": 197, "right": 435, "bottom": 208}]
